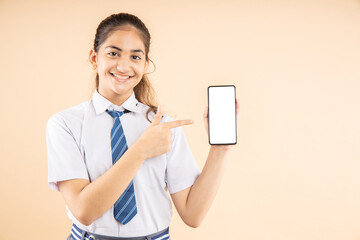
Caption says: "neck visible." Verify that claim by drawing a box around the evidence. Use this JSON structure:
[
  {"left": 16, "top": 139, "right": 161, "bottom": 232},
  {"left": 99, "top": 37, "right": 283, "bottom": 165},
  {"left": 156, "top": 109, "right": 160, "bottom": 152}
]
[{"left": 98, "top": 88, "right": 132, "bottom": 106}]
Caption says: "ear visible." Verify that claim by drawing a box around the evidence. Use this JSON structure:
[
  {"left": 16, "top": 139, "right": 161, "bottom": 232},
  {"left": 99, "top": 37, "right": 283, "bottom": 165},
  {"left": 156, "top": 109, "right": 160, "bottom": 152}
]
[
  {"left": 89, "top": 49, "right": 97, "bottom": 69},
  {"left": 144, "top": 59, "right": 150, "bottom": 72}
]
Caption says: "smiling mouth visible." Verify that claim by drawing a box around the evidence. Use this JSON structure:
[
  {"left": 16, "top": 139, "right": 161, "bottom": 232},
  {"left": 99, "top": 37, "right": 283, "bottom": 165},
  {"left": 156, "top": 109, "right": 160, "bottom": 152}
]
[{"left": 110, "top": 72, "right": 134, "bottom": 81}]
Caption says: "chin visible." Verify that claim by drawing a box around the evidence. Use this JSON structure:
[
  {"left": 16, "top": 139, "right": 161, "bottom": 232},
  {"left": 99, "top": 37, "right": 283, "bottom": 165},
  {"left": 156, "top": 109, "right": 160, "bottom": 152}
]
[{"left": 111, "top": 85, "right": 135, "bottom": 96}]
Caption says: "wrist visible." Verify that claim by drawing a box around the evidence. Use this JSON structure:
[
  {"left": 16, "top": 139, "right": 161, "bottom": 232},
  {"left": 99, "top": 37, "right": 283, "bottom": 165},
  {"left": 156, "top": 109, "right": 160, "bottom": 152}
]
[
  {"left": 130, "top": 140, "right": 148, "bottom": 161},
  {"left": 210, "top": 145, "right": 232, "bottom": 152}
]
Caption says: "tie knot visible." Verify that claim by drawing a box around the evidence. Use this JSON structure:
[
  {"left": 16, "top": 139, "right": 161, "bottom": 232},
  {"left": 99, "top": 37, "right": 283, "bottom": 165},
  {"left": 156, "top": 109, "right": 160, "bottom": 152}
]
[{"left": 107, "top": 110, "right": 124, "bottom": 119}]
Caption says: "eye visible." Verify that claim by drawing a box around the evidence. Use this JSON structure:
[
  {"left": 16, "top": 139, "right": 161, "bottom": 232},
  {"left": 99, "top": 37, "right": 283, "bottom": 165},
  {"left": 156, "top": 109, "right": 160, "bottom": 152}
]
[
  {"left": 108, "top": 52, "right": 119, "bottom": 57},
  {"left": 131, "top": 55, "right": 141, "bottom": 60}
]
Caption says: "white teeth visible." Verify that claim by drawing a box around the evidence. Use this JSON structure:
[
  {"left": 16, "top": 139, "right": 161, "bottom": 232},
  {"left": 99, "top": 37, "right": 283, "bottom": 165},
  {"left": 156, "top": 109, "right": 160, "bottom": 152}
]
[{"left": 112, "top": 73, "right": 132, "bottom": 79}]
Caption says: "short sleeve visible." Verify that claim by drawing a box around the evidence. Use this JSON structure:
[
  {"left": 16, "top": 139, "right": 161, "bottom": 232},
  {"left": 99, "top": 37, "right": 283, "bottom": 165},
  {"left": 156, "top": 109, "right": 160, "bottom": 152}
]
[
  {"left": 46, "top": 114, "right": 89, "bottom": 191},
  {"left": 164, "top": 116, "right": 200, "bottom": 194}
]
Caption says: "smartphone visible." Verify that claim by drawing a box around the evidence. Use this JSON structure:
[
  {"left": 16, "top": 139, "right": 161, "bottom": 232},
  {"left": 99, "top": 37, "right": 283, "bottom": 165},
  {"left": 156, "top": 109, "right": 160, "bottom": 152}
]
[{"left": 208, "top": 85, "right": 237, "bottom": 145}]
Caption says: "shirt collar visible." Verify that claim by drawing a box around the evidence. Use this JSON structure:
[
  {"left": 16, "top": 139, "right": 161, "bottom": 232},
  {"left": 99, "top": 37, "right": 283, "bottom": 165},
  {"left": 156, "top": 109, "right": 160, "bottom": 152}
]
[{"left": 92, "top": 90, "right": 143, "bottom": 115}]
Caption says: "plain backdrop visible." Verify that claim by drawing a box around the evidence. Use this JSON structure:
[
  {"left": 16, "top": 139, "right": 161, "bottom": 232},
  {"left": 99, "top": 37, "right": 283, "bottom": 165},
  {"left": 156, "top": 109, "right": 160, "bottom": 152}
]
[{"left": 1, "top": 0, "right": 360, "bottom": 239}]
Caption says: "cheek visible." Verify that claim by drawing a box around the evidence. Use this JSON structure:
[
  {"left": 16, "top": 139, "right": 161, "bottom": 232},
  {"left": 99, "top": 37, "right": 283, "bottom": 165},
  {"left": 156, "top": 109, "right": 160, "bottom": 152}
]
[
  {"left": 98, "top": 58, "right": 114, "bottom": 72},
  {"left": 133, "top": 62, "right": 147, "bottom": 76}
]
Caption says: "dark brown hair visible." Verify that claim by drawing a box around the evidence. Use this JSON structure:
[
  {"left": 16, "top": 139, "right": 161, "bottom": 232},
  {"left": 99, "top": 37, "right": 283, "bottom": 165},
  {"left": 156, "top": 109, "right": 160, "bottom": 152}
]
[{"left": 93, "top": 13, "right": 158, "bottom": 121}]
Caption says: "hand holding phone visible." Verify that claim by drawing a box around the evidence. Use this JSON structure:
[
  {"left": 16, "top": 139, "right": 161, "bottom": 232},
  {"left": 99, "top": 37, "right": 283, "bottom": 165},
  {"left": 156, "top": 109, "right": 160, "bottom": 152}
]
[{"left": 207, "top": 85, "right": 237, "bottom": 145}]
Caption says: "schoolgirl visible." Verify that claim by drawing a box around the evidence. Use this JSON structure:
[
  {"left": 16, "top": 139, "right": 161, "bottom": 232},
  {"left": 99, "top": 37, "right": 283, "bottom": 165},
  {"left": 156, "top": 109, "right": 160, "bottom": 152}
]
[{"left": 46, "top": 13, "right": 238, "bottom": 240}]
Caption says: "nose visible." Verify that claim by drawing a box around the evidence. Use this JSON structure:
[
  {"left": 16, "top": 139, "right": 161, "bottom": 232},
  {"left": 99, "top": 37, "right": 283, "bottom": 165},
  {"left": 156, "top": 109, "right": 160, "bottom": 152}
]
[{"left": 116, "top": 57, "right": 131, "bottom": 73}]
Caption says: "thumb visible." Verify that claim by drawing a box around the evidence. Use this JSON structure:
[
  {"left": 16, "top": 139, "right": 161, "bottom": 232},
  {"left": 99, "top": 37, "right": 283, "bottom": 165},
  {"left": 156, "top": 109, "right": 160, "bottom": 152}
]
[
  {"left": 151, "top": 105, "right": 162, "bottom": 125},
  {"left": 203, "top": 106, "right": 208, "bottom": 118}
]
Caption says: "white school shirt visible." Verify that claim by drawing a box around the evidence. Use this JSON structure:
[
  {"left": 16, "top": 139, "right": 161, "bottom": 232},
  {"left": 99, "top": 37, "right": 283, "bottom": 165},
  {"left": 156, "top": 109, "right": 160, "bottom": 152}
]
[{"left": 46, "top": 90, "right": 200, "bottom": 237}]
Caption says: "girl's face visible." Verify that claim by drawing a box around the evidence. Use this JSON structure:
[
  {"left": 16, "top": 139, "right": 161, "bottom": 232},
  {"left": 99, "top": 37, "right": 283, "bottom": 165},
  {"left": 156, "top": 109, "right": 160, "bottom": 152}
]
[{"left": 90, "top": 26, "right": 149, "bottom": 105}]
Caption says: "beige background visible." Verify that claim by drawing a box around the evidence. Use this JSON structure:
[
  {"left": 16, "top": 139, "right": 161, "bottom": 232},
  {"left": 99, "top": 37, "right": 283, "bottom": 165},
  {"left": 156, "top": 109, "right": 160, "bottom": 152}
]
[{"left": 1, "top": 0, "right": 360, "bottom": 239}]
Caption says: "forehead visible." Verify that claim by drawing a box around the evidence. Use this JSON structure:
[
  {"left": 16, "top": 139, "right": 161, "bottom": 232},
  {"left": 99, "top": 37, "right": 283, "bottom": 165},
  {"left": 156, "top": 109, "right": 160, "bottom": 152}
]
[{"left": 101, "top": 26, "right": 145, "bottom": 51}]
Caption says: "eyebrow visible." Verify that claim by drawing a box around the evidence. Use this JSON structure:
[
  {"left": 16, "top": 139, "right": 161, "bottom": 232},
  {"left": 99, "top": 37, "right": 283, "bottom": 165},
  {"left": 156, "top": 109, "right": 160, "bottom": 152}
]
[{"left": 106, "top": 45, "right": 144, "bottom": 55}]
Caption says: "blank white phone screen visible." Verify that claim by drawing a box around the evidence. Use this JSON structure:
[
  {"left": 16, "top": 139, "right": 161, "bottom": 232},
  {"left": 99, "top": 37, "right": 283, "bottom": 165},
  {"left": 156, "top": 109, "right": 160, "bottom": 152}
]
[{"left": 208, "top": 86, "right": 237, "bottom": 145}]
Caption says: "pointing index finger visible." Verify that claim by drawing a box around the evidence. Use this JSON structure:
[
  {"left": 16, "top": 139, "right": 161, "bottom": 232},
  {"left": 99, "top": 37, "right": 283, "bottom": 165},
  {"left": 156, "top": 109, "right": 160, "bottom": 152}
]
[{"left": 163, "top": 119, "right": 194, "bottom": 129}]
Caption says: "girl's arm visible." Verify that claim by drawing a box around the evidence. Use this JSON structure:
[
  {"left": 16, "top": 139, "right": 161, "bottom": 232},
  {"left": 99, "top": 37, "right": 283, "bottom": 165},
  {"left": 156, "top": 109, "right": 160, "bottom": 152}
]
[
  {"left": 58, "top": 140, "right": 146, "bottom": 226},
  {"left": 58, "top": 107, "right": 193, "bottom": 226},
  {"left": 171, "top": 146, "right": 230, "bottom": 228},
  {"left": 171, "top": 99, "right": 239, "bottom": 228}
]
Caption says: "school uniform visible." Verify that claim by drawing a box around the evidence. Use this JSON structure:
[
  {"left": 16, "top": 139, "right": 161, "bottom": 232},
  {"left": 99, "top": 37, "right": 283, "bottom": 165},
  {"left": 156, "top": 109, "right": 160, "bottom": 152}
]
[{"left": 46, "top": 90, "right": 200, "bottom": 239}]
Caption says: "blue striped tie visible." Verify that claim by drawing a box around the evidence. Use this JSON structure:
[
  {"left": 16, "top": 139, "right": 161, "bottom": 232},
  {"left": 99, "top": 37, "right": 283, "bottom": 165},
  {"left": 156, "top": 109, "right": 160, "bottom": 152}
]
[{"left": 107, "top": 110, "right": 137, "bottom": 225}]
